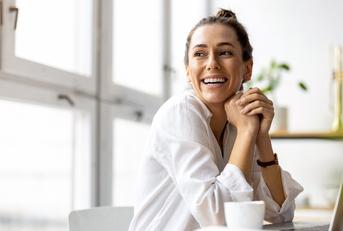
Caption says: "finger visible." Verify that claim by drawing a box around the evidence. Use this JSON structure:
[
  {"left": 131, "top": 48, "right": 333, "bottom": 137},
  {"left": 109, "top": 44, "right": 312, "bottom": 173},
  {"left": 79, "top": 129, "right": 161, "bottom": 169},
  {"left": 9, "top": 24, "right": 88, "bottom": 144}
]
[
  {"left": 226, "top": 91, "right": 243, "bottom": 109},
  {"left": 243, "top": 87, "right": 263, "bottom": 97},
  {"left": 246, "top": 107, "right": 274, "bottom": 117},
  {"left": 242, "top": 88, "right": 269, "bottom": 100},
  {"left": 240, "top": 100, "right": 273, "bottom": 114},
  {"left": 237, "top": 93, "right": 273, "bottom": 106},
  {"left": 230, "top": 91, "right": 243, "bottom": 103}
]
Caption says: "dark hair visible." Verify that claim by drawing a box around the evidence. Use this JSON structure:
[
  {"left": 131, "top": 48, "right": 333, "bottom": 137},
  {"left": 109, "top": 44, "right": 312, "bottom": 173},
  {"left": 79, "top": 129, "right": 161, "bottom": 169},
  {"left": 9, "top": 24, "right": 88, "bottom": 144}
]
[{"left": 184, "top": 8, "right": 253, "bottom": 66}]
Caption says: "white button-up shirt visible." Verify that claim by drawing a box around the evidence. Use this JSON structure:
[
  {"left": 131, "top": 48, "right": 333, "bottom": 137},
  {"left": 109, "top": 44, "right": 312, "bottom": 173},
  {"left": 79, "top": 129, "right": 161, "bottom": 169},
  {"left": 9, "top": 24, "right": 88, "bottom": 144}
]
[{"left": 129, "top": 90, "right": 303, "bottom": 231}]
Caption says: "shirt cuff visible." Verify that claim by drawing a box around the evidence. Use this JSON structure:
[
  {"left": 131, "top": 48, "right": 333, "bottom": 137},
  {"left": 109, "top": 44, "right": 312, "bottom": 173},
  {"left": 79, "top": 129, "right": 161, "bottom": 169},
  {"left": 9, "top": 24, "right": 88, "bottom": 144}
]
[
  {"left": 217, "top": 163, "right": 253, "bottom": 202},
  {"left": 256, "top": 168, "right": 304, "bottom": 222}
]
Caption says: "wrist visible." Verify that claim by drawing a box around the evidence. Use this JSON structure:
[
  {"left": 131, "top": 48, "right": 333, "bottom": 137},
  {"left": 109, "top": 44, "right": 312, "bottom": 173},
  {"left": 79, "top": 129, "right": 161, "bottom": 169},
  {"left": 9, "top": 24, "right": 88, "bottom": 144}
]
[
  {"left": 256, "top": 135, "right": 275, "bottom": 162},
  {"left": 258, "top": 151, "right": 275, "bottom": 162},
  {"left": 237, "top": 127, "right": 258, "bottom": 138},
  {"left": 256, "top": 132, "right": 270, "bottom": 144}
]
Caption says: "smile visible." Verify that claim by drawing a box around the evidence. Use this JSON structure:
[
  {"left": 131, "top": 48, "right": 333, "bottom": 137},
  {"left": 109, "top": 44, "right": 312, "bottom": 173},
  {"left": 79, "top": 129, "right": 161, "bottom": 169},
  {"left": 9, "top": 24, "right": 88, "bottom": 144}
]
[{"left": 201, "top": 77, "right": 228, "bottom": 87}]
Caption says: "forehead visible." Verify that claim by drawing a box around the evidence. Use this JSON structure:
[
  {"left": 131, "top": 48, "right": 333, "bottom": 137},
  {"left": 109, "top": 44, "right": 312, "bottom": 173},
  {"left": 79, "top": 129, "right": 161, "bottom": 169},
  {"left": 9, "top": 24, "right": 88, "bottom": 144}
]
[{"left": 190, "top": 24, "right": 239, "bottom": 47}]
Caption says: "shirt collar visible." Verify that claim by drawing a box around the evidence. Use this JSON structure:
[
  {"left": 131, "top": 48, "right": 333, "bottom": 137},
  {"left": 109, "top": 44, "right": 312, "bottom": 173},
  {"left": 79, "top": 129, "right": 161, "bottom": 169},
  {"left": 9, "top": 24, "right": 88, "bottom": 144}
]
[{"left": 186, "top": 89, "right": 213, "bottom": 120}]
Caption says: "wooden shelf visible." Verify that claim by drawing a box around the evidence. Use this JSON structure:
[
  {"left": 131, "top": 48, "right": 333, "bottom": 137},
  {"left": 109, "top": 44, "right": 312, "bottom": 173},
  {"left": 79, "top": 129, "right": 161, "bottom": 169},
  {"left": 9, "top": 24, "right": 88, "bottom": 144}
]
[{"left": 270, "top": 131, "right": 343, "bottom": 139}]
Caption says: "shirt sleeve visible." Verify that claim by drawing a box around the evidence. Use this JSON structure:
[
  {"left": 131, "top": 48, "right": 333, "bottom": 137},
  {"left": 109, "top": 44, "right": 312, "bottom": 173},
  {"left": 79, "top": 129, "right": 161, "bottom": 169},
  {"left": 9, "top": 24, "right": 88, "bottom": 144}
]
[
  {"left": 251, "top": 150, "right": 304, "bottom": 223},
  {"left": 151, "top": 103, "right": 254, "bottom": 227}
]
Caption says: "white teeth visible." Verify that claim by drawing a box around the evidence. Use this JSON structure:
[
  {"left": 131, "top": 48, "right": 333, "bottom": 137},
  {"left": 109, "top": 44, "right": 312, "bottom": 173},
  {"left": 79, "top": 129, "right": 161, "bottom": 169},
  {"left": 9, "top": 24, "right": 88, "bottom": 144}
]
[{"left": 203, "top": 78, "right": 226, "bottom": 84}]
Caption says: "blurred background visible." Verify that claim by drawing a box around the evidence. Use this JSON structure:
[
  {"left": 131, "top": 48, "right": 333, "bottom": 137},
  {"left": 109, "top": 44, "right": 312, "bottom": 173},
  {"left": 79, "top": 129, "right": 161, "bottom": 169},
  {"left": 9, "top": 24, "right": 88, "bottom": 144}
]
[{"left": 0, "top": 0, "right": 342, "bottom": 230}]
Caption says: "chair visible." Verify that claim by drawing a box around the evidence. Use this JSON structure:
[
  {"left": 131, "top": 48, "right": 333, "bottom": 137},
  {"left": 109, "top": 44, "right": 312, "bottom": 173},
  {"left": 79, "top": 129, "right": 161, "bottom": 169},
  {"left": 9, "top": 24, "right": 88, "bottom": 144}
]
[{"left": 69, "top": 206, "right": 134, "bottom": 231}]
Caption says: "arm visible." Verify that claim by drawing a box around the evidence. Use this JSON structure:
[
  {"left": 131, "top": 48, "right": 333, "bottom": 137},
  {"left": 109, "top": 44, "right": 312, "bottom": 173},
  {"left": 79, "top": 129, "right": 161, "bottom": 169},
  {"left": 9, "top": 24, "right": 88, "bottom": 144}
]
[
  {"left": 224, "top": 92, "right": 260, "bottom": 181},
  {"left": 256, "top": 135, "right": 285, "bottom": 206},
  {"left": 238, "top": 88, "right": 303, "bottom": 222},
  {"left": 251, "top": 150, "right": 304, "bottom": 223},
  {"left": 228, "top": 130, "right": 257, "bottom": 181},
  {"left": 236, "top": 88, "right": 285, "bottom": 206}
]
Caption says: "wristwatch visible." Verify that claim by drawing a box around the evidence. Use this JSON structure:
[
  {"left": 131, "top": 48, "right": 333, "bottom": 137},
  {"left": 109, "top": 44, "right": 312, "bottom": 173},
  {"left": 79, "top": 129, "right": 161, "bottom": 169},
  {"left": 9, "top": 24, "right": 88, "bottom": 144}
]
[{"left": 257, "top": 153, "right": 278, "bottom": 168}]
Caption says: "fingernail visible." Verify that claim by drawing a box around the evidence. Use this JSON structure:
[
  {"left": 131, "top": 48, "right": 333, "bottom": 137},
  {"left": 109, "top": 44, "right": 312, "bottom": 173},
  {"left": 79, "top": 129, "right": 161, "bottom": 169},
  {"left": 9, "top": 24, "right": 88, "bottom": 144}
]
[{"left": 240, "top": 109, "right": 245, "bottom": 113}]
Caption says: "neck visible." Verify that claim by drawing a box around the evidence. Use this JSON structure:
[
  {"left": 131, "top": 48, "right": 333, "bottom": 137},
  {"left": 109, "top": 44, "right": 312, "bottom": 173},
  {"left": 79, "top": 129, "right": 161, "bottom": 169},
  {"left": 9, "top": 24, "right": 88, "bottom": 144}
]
[{"left": 208, "top": 103, "right": 228, "bottom": 141}]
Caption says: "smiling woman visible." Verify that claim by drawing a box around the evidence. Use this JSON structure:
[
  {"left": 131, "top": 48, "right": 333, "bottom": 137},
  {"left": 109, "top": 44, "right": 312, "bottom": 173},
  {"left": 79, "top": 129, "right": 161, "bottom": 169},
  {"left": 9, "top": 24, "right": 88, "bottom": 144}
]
[
  {"left": 185, "top": 24, "right": 252, "bottom": 107},
  {"left": 128, "top": 9, "right": 303, "bottom": 231}
]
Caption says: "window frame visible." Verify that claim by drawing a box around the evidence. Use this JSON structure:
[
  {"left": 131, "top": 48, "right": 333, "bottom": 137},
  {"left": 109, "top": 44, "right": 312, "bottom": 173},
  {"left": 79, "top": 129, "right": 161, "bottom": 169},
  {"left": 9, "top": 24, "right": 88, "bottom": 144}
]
[
  {"left": 0, "top": 74, "right": 98, "bottom": 208},
  {"left": 0, "top": 0, "right": 98, "bottom": 95},
  {"left": 97, "top": 0, "right": 172, "bottom": 205},
  {"left": 99, "top": 0, "right": 168, "bottom": 110},
  {"left": 99, "top": 101, "right": 154, "bottom": 206}
]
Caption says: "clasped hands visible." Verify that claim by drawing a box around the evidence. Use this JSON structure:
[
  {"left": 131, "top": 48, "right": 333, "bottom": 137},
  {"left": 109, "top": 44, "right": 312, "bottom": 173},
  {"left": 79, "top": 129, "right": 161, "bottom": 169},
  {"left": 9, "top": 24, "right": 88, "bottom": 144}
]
[{"left": 224, "top": 87, "right": 274, "bottom": 138}]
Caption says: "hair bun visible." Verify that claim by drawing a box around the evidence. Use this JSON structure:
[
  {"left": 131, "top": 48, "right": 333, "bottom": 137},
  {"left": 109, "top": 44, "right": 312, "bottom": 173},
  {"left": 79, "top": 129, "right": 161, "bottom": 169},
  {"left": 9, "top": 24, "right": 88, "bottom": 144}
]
[{"left": 216, "top": 8, "right": 237, "bottom": 19}]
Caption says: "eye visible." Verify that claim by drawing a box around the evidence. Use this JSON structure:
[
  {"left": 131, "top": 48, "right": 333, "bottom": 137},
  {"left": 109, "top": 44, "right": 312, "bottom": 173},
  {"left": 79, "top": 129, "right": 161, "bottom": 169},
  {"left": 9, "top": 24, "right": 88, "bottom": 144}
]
[
  {"left": 193, "top": 51, "right": 207, "bottom": 57},
  {"left": 219, "top": 50, "right": 233, "bottom": 56}
]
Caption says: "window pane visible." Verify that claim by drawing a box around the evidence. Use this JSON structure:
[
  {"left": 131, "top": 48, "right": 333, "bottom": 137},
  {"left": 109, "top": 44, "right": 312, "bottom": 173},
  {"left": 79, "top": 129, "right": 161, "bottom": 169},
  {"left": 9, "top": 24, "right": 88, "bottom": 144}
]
[
  {"left": 0, "top": 100, "right": 91, "bottom": 231},
  {"left": 171, "top": 0, "right": 207, "bottom": 95},
  {"left": 112, "top": 118, "right": 150, "bottom": 206},
  {"left": 112, "top": 0, "right": 163, "bottom": 95},
  {"left": 15, "top": 0, "right": 92, "bottom": 76}
]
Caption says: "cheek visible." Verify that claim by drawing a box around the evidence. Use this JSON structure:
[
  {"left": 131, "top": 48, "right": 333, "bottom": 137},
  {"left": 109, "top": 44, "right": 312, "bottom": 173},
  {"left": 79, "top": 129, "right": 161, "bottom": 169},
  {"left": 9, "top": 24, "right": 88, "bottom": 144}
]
[
  {"left": 189, "top": 61, "right": 201, "bottom": 70},
  {"left": 228, "top": 61, "right": 245, "bottom": 77},
  {"left": 188, "top": 62, "right": 203, "bottom": 77}
]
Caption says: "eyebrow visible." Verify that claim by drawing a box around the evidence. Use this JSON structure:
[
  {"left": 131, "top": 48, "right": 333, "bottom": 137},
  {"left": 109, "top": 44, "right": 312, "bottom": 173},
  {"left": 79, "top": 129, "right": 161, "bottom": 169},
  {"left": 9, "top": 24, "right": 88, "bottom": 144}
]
[{"left": 192, "top": 42, "right": 235, "bottom": 49}]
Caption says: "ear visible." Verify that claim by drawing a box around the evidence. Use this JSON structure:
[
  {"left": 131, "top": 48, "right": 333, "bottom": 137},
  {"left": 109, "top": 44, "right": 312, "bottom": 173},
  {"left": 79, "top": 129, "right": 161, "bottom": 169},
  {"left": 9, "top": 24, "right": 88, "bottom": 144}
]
[{"left": 243, "top": 59, "right": 253, "bottom": 82}]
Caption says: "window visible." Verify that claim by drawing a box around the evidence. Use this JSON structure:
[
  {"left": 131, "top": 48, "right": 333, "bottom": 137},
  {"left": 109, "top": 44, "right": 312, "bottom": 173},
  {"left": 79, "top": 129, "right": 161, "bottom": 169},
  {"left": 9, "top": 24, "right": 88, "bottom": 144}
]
[
  {"left": 1, "top": 0, "right": 96, "bottom": 93},
  {"left": 112, "top": 118, "right": 150, "bottom": 206},
  {"left": 97, "top": 0, "right": 169, "bottom": 206},
  {"left": 0, "top": 1, "right": 210, "bottom": 229},
  {"left": 170, "top": 0, "right": 208, "bottom": 95},
  {"left": 0, "top": 80, "right": 94, "bottom": 231},
  {"left": 112, "top": 0, "right": 163, "bottom": 96}
]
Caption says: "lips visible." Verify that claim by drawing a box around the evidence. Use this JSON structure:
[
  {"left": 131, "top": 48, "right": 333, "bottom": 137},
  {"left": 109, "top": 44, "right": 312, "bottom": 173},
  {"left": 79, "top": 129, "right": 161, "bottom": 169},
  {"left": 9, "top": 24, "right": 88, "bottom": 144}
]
[{"left": 201, "top": 76, "right": 228, "bottom": 86}]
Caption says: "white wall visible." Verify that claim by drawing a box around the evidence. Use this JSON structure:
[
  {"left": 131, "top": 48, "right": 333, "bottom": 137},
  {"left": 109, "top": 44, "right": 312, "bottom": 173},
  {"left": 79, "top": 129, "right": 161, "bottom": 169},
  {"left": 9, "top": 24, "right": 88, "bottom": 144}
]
[
  {"left": 274, "top": 140, "right": 343, "bottom": 208},
  {"left": 212, "top": 0, "right": 343, "bottom": 131},
  {"left": 210, "top": 0, "right": 343, "bottom": 208}
]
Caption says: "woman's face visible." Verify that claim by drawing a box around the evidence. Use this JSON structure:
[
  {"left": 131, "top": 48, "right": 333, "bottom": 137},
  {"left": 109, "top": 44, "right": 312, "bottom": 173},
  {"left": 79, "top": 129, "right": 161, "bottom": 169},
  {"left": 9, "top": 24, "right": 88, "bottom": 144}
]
[{"left": 186, "top": 24, "right": 252, "bottom": 107}]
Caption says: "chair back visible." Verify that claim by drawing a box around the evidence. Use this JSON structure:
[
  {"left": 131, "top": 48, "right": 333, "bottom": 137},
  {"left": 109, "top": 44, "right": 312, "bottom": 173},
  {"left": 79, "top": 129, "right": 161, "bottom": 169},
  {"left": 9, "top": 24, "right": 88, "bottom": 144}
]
[{"left": 69, "top": 206, "right": 133, "bottom": 231}]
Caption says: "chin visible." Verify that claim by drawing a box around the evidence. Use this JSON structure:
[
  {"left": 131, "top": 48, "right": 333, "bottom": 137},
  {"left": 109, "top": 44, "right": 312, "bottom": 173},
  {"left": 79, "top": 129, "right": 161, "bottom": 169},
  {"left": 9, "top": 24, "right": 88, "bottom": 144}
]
[{"left": 202, "top": 93, "right": 229, "bottom": 105}]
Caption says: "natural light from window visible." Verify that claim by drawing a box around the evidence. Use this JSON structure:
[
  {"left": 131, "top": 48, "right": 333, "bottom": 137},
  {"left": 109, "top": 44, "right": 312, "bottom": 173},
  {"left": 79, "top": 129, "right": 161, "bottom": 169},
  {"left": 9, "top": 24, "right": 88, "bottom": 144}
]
[
  {"left": 0, "top": 99, "right": 91, "bottom": 231},
  {"left": 112, "top": 118, "right": 150, "bottom": 206},
  {"left": 112, "top": 0, "right": 163, "bottom": 96},
  {"left": 15, "top": 0, "right": 92, "bottom": 76}
]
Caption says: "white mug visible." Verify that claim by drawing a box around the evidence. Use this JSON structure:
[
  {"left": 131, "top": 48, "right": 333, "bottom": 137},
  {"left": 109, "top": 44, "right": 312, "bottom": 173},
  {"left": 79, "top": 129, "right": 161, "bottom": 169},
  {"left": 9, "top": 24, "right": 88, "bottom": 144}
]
[{"left": 224, "top": 201, "right": 265, "bottom": 229}]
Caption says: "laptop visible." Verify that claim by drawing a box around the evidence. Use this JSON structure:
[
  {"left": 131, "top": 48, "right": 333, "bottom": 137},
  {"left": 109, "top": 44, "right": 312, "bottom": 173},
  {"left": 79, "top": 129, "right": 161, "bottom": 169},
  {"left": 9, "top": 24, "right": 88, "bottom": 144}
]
[{"left": 264, "top": 181, "right": 343, "bottom": 231}]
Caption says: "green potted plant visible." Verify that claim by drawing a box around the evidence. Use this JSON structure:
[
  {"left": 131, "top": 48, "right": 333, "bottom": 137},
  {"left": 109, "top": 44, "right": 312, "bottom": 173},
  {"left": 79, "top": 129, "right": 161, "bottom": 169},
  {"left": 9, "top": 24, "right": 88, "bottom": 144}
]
[{"left": 247, "top": 59, "right": 308, "bottom": 132}]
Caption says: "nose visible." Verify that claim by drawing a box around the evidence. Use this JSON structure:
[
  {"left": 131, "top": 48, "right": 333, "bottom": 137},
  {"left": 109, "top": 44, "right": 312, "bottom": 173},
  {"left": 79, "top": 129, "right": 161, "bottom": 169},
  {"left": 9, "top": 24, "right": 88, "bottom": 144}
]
[{"left": 206, "top": 53, "right": 221, "bottom": 71}]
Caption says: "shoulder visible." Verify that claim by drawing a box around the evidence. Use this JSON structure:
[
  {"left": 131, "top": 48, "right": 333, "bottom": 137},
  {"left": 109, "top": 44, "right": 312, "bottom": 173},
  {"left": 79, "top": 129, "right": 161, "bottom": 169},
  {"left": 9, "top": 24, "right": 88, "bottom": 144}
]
[
  {"left": 151, "top": 90, "right": 211, "bottom": 140},
  {"left": 150, "top": 90, "right": 212, "bottom": 149},
  {"left": 154, "top": 90, "right": 210, "bottom": 123}
]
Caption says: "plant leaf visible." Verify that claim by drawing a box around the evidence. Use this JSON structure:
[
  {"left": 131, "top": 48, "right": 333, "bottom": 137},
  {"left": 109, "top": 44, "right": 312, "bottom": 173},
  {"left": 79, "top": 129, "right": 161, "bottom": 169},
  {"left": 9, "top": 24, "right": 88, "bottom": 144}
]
[
  {"left": 270, "top": 77, "right": 280, "bottom": 90},
  {"left": 262, "top": 85, "right": 273, "bottom": 94},
  {"left": 256, "top": 73, "right": 265, "bottom": 82},
  {"left": 271, "top": 59, "right": 277, "bottom": 69},
  {"left": 278, "top": 63, "right": 290, "bottom": 71},
  {"left": 298, "top": 81, "right": 308, "bottom": 91}
]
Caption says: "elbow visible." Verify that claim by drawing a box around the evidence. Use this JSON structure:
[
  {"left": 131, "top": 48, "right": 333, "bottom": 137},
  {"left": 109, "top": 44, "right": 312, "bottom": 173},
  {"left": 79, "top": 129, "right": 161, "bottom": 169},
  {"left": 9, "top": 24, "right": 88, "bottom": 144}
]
[
  {"left": 190, "top": 203, "right": 224, "bottom": 227},
  {"left": 187, "top": 185, "right": 226, "bottom": 226},
  {"left": 265, "top": 206, "right": 295, "bottom": 224}
]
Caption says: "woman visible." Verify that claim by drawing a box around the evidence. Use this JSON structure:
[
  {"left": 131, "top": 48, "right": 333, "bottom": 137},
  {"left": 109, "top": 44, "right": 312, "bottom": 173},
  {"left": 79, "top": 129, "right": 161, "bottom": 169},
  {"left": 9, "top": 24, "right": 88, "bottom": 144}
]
[{"left": 129, "top": 9, "right": 303, "bottom": 231}]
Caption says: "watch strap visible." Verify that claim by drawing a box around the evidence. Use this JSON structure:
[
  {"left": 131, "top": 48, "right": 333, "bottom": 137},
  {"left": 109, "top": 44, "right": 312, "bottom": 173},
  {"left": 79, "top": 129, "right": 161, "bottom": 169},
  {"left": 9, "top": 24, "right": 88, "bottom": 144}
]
[{"left": 257, "top": 153, "right": 278, "bottom": 168}]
